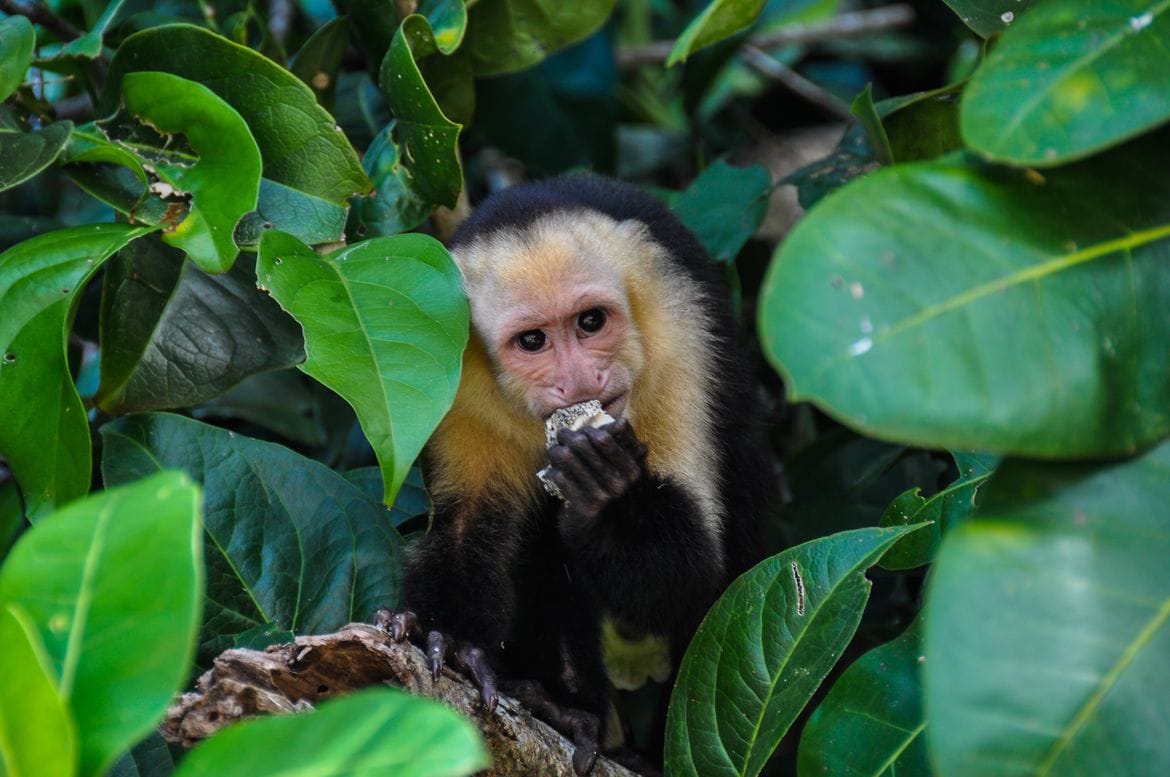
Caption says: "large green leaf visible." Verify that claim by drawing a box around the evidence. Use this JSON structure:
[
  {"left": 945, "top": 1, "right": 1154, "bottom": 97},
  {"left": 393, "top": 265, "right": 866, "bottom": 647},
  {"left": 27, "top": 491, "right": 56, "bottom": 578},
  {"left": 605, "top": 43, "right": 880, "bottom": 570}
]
[
  {"left": 95, "top": 236, "right": 303, "bottom": 414},
  {"left": 174, "top": 688, "right": 489, "bottom": 777},
  {"left": 0, "top": 224, "right": 153, "bottom": 521},
  {"left": 924, "top": 439, "right": 1170, "bottom": 776},
  {"left": 100, "top": 23, "right": 371, "bottom": 238},
  {"left": 0, "top": 604, "right": 77, "bottom": 777},
  {"left": 0, "top": 471, "right": 203, "bottom": 777},
  {"left": 962, "top": 0, "right": 1170, "bottom": 166},
  {"left": 464, "top": 0, "right": 617, "bottom": 76},
  {"left": 671, "top": 159, "right": 772, "bottom": 264},
  {"left": 798, "top": 616, "right": 929, "bottom": 777},
  {"left": 941, "top": 0, "right": 1039, "bottom": 38},
  {"left": 100, "top": 413, "right": 404, "bottom": 665},
  {"left": 668, "top": 0, "right": 766, "bottom": 66},
  {"left": 353, "top": 11, "right": 464, "bottom": 237},
  {"left": 0, "top": 121, "right": 72, "bottom": 194},
  {"left": 665, "top": 524, "right": 926, "bottom": 777},
  {"left": 759, "top": 139, "right": 1170, "bottom": 458},
  {"left": 0, "top": 15, "right": 34, "bottom": 102},
  {"left": 120, "top": 72, "right": 261, "bottom": 273},
  {"left": 257, "top": 230, "right": 468, "bottom": 506}
]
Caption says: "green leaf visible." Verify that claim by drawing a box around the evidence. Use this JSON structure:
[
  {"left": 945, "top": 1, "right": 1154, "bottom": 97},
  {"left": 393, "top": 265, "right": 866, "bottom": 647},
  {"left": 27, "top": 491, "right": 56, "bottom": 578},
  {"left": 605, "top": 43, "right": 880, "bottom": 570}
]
[
  {"left": 235, "top": 179, "right": 350, "bottom": 248},
  {"left": 100, "top": 413, "right": 404, "bottom": 665},
  {"left": 665, "top": 524, "right": 927, "bottom": 777},
  {"left": 941, "top": 0, "right": 1040, "bottom": 38},
  {"left": 60, "top": 125, "right": 163, "bottom": 222},
  {"left": 232, "top": 622, "right": 295, "bottom": 651},
  {"left": 354, "top": 11, "right": 464, "bottom": 237},
  {"left": 95, "top": 236, "right": 303, "bottom": 414},
  {"left": 0, "top": 603, "right": 78, "bottom": 777},
  {"left": 879, "top": 452, "right": 998, "bottom": 570},
  {"left": 759, "top": 138, "right": 1170, "bottom": 458},
  {"left": 798, "top": 616, "right": 929, "bottom": 777},
  {"left": 667, "top": 0, "right": 766, "bottom": 66},
  {"left": 120, "top": 71, "right": 261, "bottom": 272},
  {"left": 962, "top": 0, "right": 1170, "bottom": 166},
  {"left": 0, "top": 122, "right": 72, "bottom": 193},
  {"left": 851, "top": 84, "right": 893, "bottom": 165},
  {"left": 465, "top": 0, "right": 617, "bottom": 76},
  {"left": 0, "top": 15, "right": 34, "bottom": 102},
  {"left": 924, "top": 438, "right": 1170, "bottom": 777},
  {"left": 257, "top": 230, "right": 468, "bottom": 506},
  {"left": 0, "top": 471, "right": 203, "bottom": 777},
  {"left": 290, "top": 16, "right": 350, "bottom": 109},
  {"left": 100, "top": 23, "right": 372, "bottom": 209},
  {"left": 0, "top": 224, "right": 153, "bottom": 521},
  {"left": 346, "top": 465, "right": 432, "bottom": 528},
  {"left": 191, "top": 370, "right": 325, "bottom": 447},
  {"left": 107, "top": 732, "right": 175, "bottom": 777},
  {"left": 671, "top": 160, "right": 772, "bottom": 264},
  {"left": 174, "top": 687, "right": 489, "bottom": 777}
]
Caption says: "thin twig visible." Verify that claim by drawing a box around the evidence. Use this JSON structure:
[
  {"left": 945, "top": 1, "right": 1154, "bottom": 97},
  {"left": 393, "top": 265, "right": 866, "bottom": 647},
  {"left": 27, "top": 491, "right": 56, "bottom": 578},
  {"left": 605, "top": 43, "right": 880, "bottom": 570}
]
[
  {"left": 740, "top": 45, "right": 853, "bottom": 120},
  {"left": 0, "top": 0, "right": 82, "bottom": 42},
  {"left": 617, "top": 4, "right": 915, "bottom": 70}
]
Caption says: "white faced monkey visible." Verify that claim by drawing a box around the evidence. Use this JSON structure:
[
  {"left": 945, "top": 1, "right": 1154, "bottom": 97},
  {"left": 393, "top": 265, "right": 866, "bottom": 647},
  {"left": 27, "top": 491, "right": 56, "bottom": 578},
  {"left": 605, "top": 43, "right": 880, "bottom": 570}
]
[{"left": 378, "top": 176, "right": 770, "bottom": 773}]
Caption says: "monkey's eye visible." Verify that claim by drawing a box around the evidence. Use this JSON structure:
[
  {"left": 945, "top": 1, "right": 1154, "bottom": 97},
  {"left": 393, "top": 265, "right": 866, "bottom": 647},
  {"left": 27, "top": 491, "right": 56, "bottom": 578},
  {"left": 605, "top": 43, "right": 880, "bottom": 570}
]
[
  {"left": 577, "top": 308, "right": 606, "bottom": 334},
  {"left": 516, "top": 330, "right": 547, "bottom": 352}
]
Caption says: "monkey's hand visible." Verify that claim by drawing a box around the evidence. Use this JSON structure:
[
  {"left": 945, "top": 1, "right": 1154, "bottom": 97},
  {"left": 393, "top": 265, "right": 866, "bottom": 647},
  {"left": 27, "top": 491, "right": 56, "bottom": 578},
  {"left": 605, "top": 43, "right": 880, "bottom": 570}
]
[
  {"left": 372, "top": 608, "right": 499, "bottom": 712},
  {"left": 546, "top": 418, "right": 649, "bottom": 523}
]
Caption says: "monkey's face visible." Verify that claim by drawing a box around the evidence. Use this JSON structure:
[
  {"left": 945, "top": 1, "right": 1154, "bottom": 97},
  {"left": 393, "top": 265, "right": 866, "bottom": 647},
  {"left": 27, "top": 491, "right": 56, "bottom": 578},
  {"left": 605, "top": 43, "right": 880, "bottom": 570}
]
[{"left": 491, "top": 283, "right": 637, "bottom": 420}]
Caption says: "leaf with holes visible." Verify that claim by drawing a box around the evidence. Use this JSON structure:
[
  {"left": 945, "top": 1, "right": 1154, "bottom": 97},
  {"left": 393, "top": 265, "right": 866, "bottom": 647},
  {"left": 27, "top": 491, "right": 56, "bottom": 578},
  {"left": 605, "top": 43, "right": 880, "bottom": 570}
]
[
  {"left": 0, "top": 471, "right": 202, "bottom": 777},
  {"left": 120, "top": 72, "right": 261, "bottom": 272},
  {"left": 257, "top": 230, "right": 467, "bottom": 507},
  {"left": 760, "top": 136, "right": 1170, "bottom": 458},
  {"left": 0, "top": 224, "right": 153, "bottom": 521},
  {"left": 962, "top": 0, "right": 1170, "bottom": 166},
  {"left": 101, "top": 413, "right": 404, "bottom": 666},
  {"left": 665, "top": 524, "right": 927, "bottom": 777},
  {"left": 925, "top": 438, "right": 1170, "bottom": 776}
]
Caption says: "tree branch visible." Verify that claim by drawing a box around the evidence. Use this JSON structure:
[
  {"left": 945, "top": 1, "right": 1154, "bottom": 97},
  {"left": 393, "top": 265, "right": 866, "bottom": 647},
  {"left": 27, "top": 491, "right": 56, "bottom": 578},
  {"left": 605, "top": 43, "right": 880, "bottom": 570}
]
[
  {"left": 616, "top": 4, "right": 916, "bottom": 70},
  {"left": 0, "top": 0, "right": 82, "bottom": 42},
  {"left": 162, "top": 624, "right": 639, "bottom": 777}
]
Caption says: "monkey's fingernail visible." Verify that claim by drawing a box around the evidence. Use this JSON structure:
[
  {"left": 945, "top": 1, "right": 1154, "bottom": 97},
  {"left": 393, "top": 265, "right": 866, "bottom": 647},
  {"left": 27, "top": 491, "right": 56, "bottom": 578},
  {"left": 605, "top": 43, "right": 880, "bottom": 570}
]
[{"left": 391, "top": 622, "right": 405, "bottom": 641}]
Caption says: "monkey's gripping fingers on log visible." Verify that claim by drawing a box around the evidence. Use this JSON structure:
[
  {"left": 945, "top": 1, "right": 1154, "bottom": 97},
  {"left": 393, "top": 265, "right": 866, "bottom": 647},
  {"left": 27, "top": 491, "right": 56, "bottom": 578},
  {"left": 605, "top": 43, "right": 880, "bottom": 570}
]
[
  {"left": 504, "top": 679, "right": 600, "bottom": 776},
  {"left": 373, "top": 609, "right": 499, "bottom": 712},
  {"left": 547, "top": 419, "right": 648, "bottom": 522}
]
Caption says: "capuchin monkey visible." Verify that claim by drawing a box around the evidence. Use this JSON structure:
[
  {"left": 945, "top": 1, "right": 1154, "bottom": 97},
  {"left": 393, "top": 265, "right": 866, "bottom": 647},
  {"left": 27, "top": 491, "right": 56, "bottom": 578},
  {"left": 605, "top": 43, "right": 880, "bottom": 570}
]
[{"left": 377, "top": 176, "right": 770, "bottom": 774}]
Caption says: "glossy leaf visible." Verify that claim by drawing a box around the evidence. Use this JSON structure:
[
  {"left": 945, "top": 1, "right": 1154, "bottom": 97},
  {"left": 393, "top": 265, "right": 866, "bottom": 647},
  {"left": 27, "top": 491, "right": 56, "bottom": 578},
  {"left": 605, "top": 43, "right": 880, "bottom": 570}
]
[
  {"left": 925, "top": 439, "right": 1170, "bottom": 777},
  {"left": 101, "top": 24, "right": 371, "bottom": 226},
  {"left": 121, "top": 72, "right": 261, "bottom": 273},
  {"left": 346, "top": 465, "right": 432, "bottom": 528},
  {"left": 851, "top": 84, "right": 893, "bottom": 165},
  {"left": 962, "top": 0, "right": 1170, "bottom": 166},
  {"left": 880, "top": 451, "right": 998, "bottom": 570},
  {"left": 0, "top": 224, "right": 152, "bottom": 521},
  {"left": 100, "top": 413, "right": 404, "bottom": 665},
  {"left": 60, "top": 125, "right": 163, "bottom": 223},
  {"left": 96, "top": 236, "right": 303, "bottom": 414},
  {"left": 234, "top": 179, "right": 350, "bottom": 248},
  {"left": 0, "top": 471, "right": 203, "bottom": 777},
  {"left": 665, "top": 524, "right": 926, "bottom": 777},
  {"left": 0, "top": 604, "right": 77, "bottom": 777},
  {"left": 0, "top": 122, "right": 72, "bottom": 193},
  {"left": 107, "top": 732, "right": 175, "bottom": 777},
  {"left": 799, "top": 616, "right": 929, "bottom": 777},
  {"left": 0, "top": 15, "right": 33, "bottom": 102},
  {"left": 174, "top": 687, "right": 489, "bottom": 777},
  {"left": 355, "top": 12, "right": 464, "bottom": 236},
  {"left": 465, "top": 0, "right": 617, "bottom": 76},
  {"left": 760, "top": 139, "right": 1170, "bottom": 458},
  {"left": 942, "top": 0, "right": 1039, "bottom": 37},
  {"left": 671, "top": 160, "right": 772, "bottom": 264},
  {"left": 257, "top": 230, "right": 468, "bottom": 506},
  {"left": 668, "top": 0, "right": 766, "bottom": 66}
]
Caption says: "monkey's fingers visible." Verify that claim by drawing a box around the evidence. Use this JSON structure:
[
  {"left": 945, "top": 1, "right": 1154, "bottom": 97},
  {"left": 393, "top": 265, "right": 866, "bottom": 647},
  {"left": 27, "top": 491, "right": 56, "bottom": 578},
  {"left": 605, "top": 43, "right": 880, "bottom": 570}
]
[
  {"left": 547, "top": 443, "right": 609, "bottom": 515},
  {"left": 426, "top": 630, "right": 449, "bottom": 681},
  {"left": 454, "top": 643, "right": 499, "bottom": 712},
  {"left": 504, "top": 680, "right": 600, "bottom": 775},
  {"left": 372, "top": 608, "right": 420, "bottom": 643},
  {"left": 607, "top": 418, "right": 649, "bottom": 462}
]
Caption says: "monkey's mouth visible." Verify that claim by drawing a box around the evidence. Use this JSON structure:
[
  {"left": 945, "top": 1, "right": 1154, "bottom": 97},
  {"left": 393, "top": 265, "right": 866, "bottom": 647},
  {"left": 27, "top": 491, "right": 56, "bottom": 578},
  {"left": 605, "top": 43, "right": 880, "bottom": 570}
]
[{"left": 602, "top": 394, "right": 627, "bottom": 419}]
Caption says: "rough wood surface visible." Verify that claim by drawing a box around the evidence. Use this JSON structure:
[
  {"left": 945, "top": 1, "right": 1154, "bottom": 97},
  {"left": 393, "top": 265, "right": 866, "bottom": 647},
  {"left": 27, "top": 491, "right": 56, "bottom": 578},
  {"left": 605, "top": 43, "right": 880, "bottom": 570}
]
[{"left": 161, "top": 623, "right": 638, "bottom": 777}]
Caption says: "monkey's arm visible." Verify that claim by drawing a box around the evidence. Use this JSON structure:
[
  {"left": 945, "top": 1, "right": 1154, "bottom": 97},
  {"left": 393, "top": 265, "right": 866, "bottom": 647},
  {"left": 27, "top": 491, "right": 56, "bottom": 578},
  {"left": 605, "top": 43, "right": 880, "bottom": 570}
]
[
  {"left": 545, "top": 421, "right": 726, "bottom": 641},
  {"left": 380, "top": 503, "right": 521, "bottom": 708}
]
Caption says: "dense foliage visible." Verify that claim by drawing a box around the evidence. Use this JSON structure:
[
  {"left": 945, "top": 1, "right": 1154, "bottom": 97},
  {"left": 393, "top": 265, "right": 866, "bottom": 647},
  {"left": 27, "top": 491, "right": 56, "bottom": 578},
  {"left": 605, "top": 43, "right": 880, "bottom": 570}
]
[{"left": 1, "top": 1, "right": 1167, "bottom": 776}]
